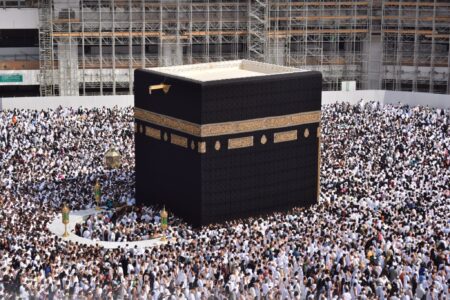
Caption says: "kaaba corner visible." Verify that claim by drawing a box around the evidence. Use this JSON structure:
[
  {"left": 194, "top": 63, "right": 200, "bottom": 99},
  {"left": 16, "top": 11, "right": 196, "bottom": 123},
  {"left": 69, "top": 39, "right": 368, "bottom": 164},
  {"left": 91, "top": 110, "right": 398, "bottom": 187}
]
[{"left": 134, "top": 60, "right": 322, "bottom": 227}]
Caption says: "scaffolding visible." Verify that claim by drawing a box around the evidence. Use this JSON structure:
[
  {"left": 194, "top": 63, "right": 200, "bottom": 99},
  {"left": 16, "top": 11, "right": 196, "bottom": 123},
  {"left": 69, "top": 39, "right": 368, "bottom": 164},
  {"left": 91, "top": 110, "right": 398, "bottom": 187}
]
[
  {"left": 381, "top": 1, "right": 450, "bottom": 93},
  {"left": 38, "top": 1, "right": 450, "bottom": 96},
  {"left": 267, "top": 1, "right": 372, "bottom": 90},
  {"left": 38, "top": 0, "right": 54, "bottom": 96},
  {"left": 248, "top": 0, "right": 268, "bottom": 61}
]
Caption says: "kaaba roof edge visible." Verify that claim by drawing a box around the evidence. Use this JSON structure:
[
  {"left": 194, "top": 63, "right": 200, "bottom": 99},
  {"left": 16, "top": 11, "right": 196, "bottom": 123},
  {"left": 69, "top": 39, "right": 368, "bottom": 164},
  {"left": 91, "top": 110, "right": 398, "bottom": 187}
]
[{"left": 138, "top": 60, "right": 310, "bottom": 83}]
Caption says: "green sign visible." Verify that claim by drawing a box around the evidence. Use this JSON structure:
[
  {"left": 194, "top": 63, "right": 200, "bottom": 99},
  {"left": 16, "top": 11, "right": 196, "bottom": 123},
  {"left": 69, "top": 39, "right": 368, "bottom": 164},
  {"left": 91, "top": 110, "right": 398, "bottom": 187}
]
[{"left": 0, "top": 74, "right": 23, "bottom": 83}]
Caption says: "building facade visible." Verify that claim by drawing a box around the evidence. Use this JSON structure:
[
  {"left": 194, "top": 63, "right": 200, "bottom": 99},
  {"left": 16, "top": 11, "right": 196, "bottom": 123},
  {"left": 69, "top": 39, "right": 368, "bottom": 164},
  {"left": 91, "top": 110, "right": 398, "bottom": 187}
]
[{"left": 0, "top": 0, "right": 449, "bottom": 96}]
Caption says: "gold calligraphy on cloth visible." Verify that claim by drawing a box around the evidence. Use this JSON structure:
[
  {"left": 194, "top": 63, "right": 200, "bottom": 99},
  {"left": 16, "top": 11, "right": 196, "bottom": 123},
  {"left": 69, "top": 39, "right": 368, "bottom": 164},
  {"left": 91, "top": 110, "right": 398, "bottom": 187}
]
[
  {"left": 135, "top": 108, "right": 320, "bottom": 154},
  {"left": 228, "top": 136, "right": 254, "bottom": 150},
  {"left": 135, "top": 108, "right": 320, "bottom": 138}
]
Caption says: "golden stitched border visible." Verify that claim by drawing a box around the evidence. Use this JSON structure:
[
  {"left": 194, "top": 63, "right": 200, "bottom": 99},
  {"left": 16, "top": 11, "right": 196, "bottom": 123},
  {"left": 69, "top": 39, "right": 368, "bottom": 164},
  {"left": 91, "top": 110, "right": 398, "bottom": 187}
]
[
  {"left": 135, "top": 109, "right": 201, "bottom": 136},
  {"left": 228, "top": 136, "right": 254, "bottom": 150},
  {"left": 145, "top": 126, "right": 161, "bottom": 140},
  {"left": 170, "top": 134, "right": 188, "bottom": 148},
  {"left": 135, "top": 108, "right": 320, "bottom": 138},
  {"left": 274, "top": 130, "right": 298, "bottom": 143}
]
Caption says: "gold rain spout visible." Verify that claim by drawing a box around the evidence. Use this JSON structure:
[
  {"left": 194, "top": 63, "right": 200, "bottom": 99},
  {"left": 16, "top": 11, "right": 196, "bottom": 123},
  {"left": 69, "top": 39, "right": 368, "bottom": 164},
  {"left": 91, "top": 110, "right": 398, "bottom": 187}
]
[{"left": 149, "top": 83, "right": 171, "bottom": 95}]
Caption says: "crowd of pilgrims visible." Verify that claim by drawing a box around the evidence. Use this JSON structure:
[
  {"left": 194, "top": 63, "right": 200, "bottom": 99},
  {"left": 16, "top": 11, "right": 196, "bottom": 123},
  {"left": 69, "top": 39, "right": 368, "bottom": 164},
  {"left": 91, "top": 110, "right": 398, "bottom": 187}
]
[
  {"left": 75, "top": 206, "right": 175, "bottom": 242},
  {"left": 0, "top": 102, "right": 448, "bottom": 299}
]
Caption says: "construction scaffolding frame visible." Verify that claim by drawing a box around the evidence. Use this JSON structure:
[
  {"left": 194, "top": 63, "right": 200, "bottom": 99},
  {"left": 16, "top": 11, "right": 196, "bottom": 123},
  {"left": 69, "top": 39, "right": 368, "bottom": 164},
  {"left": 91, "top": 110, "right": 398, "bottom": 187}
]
[
  {"left": 38, "top": 0, "right": 55, "bottom": 96},
  {"left": 267, "top": 1, "right": 372, "bottom": 90},
  {"left": 381, "top": 1, "right": 450, "bottom": 94},
  {"left": 38, "top": 1, "right": 450, "bottom": 96},
  {"left": 248, "top": 0, "right": 268, "bottom": 61}
]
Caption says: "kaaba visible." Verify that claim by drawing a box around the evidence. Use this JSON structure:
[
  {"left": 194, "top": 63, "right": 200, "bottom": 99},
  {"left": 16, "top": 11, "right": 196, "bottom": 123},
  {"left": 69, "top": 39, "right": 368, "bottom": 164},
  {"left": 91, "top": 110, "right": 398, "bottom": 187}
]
[{"left": 134, "top": 60, "right": 322, "bottom": 227}]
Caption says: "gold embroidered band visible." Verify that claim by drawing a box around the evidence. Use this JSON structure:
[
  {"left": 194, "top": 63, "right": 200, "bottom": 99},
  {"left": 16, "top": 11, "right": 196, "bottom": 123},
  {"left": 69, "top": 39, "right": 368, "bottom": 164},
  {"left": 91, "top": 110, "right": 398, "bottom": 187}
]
[
  {"left": 145, "top": 126, "right": 161, "bottom": 140},
  {"left": 135, "top": 109, "right": 201, "bottom": 136},
  {"left": 228, "top": 136, "right": 254, "bottom": 150},
  {"left": 135, "top": 108, "right": 320, "bottom": 138},
  {"left": 170, "top": 134, "right": 188, "bottom": 148},
  {"left": 274, "top": 130, "right": 298, "bottom": 143}
]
